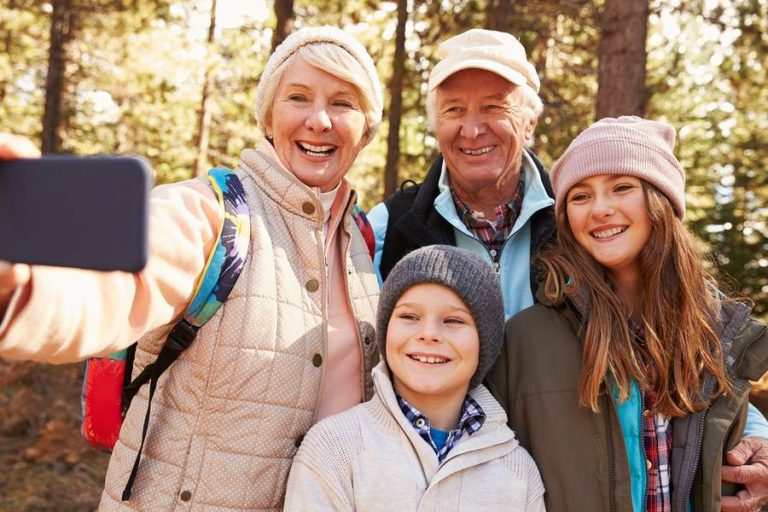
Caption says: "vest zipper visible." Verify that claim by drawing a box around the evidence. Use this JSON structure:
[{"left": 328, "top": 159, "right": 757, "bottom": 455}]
[
  {"left": 310, "top": 221, "right": 329, "bottom": 424},
  {"left": 339, "top": 197, "right": 366, "bottom": 401},
  {"left": 340, "top": 232, "right": 365, "bottom": 400}
]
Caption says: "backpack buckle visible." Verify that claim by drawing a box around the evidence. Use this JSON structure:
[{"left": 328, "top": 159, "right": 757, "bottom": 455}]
[{"left": 166, "top": 320, "right": 198, "bottom": 353}]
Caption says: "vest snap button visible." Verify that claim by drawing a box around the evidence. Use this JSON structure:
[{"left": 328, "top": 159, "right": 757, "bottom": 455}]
[
  {"left": 180, "top": 490, "right": 192, "bottom": 501},
  {"left": 364, "top": 335, "right": 372, "bottom": 345},
  {"left": 415, "top": 418, "right": 426, "bottom": 428},
  {"left": 302, "top": 202, "right": 315, "bottom": 215},
  {"left": 646, "top": 459, "right": 652, "bottom": 470},
  {"left": 306, "top": 279, "right": 320, "bottom": 292},
  {"left": 312, "top": 354, "right": 322, "bottom": 367}
]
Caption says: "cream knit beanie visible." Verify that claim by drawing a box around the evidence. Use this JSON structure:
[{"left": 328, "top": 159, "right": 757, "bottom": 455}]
[
  {"left": 254, "top": 26, "right": 383, "bottom": 132},
  {"left": 550, "top": 116, "right": 686, "bottom": 219}
]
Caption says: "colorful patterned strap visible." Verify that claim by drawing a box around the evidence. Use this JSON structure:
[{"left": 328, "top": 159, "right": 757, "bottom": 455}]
[
  {"left": 185, "top": 167, "right": 250, "bottom": 325},
  {"left": 122, "top": 167, "right": 250, "bottom": 501}
]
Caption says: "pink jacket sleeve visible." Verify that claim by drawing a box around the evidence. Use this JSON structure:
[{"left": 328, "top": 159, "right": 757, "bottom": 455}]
[{"left": 0, "top": 178, "right": 221, "bottom": 363}]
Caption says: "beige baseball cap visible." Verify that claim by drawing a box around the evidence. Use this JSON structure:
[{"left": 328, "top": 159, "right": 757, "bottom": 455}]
[{"left": 428, "top": 29, "right": 540, "bottom": 93}]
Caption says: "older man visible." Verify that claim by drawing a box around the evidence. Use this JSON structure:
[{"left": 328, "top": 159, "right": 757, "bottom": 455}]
[
  {"left": 369, "top": 29, "right": 553, "bottom": 319},
  {"left": 369, "top": 28, "right": 768, "bottom": 512}
]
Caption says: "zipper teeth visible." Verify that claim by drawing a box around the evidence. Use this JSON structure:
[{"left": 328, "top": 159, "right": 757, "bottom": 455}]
[
  {"left": 682, "top": 399, "right": 710, "bottom": 509},
  {"left": 676, "top": 314, "right": 765, "bottom": 509},
  {"left": 490, "top": 237, "right": 511, "bottom": 274},
  {"left": 606, "top": 394, "right": 617, "bottom": 512}
]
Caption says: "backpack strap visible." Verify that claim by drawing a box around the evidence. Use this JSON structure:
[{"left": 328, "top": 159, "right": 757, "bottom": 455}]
[
  {"left": 121, "top": 168, "right": 250, "bottom": 501},
  {"left": 351, "top": 203, "right": 375, "bottom": 259}
]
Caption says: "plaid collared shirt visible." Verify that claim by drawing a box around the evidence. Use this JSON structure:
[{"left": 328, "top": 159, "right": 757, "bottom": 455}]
[
  {"left": 396, "top": 394, "right": 486, "bottom": 464},
  {"left": 452, "top": 169, "right": 526, "bottom": 264},
  {"left": 630, "top": 320, "right": 672, "bottom": 512},
  {"left": 644, "top": 392, "right": 672, "bottom": 512}
]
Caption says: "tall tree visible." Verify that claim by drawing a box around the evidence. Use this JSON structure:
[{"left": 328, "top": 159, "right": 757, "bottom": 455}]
[
  {"left": 485, "top": 0, "right": 513, "bottom": 31},
  {"left": 194, "top": 0, "right": 218, "bottom": 177},
  {"left": 271, "top": 0, "right": 295, "bottom": 52},
  {"left": 42, "top": 0, "right": 76, "bottom": 153},
  {"left": 384, "top": 0, "right": 408, "bottom": 198},
  {"left": 595, "top": 0, "right": 648, "bottom": 119}
]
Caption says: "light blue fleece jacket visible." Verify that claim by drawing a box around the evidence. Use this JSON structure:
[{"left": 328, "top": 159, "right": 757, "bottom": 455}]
[{"left": 369, "top": 151, "right": 554, "bottom": 321}]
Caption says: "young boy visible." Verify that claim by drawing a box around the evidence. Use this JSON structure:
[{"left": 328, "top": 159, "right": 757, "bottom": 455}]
[{"left": 284, "top": 245, "right": 545, "bottom": 511}]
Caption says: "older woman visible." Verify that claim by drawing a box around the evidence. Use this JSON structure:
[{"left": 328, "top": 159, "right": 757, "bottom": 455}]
[{"left": 0, "top": 26, "right": 382, "bottom": 511}]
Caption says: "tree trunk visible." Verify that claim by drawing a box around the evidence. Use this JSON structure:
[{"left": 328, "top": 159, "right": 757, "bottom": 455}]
[
  {"left": 194, "top": 0, "right": 218, "bottom": 177},
  {"left": 42, "top": 0, "right": 75, "bottom": 153},
  {"left": 596, "top": 0, "right": 649, "bottom": 119},
  {"left": 271, "top": 0, "right": 295, "bottom": 52},
  {"left": 485, "top": 0, "right": 513, "bottom": 32},
  {"left": 384, "top": 0, "right": 408, "bottom": 199}
]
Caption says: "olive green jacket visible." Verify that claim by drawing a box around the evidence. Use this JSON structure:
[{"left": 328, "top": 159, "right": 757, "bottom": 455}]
[{"left": 488, "top": 299, "right": 768, "bottom": 512}]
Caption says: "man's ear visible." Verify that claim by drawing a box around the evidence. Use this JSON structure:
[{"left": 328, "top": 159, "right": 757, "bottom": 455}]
[{"left": 525, "top": 118, "right": 537, "bottom": 142}]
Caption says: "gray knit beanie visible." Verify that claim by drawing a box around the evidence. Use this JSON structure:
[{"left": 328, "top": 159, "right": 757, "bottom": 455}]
[
  {"left": 377, "top": 245, "right": 505, "bottom": 390},
  {"left": 550, "top": 116, "right": 686, "bottom": 218}
]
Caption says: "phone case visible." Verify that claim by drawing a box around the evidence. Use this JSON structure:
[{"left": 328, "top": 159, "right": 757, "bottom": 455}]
[{"left": 0, "top": 155, "right": 152, "bottom": 271}]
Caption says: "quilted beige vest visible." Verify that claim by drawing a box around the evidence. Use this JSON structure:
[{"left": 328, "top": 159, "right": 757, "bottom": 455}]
[{"left": 98, "top": 148, "right": 379, "bottom": 511}]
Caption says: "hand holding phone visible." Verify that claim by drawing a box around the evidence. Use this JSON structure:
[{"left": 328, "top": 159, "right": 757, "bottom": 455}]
[
  {"left": 0, "top": 155, "right": 152, "bottom": 272},
  {"left": 0, "top": 133, "right": 40, "bottom": 159},
  {"left": 0, "top": 261, "right": 30, "bottom": 317}
]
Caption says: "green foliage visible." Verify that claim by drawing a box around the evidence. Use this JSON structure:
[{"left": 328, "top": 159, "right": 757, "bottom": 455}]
[
  {"left": 1, "top": 0, "right": 765, "bottom": 316},
  {"left": 0, "top": 1, "right": 49, "bottom": 138},
  {"left": 647, "top": 0, "right": 768, "bottom": 317}
]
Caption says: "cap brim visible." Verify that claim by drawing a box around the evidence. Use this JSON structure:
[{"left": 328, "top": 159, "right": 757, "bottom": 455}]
[{"left": 428, "top": 57, "right": 529, "bottom": 90}]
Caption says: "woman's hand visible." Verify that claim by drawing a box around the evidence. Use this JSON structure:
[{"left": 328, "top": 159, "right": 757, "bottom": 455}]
[
  {"left": 0, "top": 133, "right": 38, "bottom": 316},
  {"left": 0, "top": 261, "right": 31, "bottom": 317},
  {"left": 0, "top": 133, "right": 40, "bottom": 159}
]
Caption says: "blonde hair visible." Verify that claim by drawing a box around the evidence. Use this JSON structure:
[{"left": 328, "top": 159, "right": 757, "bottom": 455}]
[
  {"left": 256, "top": 44, "right": 381, "bottom": 143},
  {"left": 538, "top": 182, "right": 730, "bottom": 417}
]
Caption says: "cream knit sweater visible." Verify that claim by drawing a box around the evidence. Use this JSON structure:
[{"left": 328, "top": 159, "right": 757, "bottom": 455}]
[{"left": 285, "top": 361, "right": 546, "bottom": 511}]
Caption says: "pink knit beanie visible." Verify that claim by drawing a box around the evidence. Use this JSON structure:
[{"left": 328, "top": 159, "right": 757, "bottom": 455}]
[{"left": 550, "top": 116, "right": 686, "bottom": 219}]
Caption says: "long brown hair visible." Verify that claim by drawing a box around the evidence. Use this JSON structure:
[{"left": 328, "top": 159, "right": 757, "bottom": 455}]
[{"left": 539, "top": 182, "right": 730, "bottom": 417}]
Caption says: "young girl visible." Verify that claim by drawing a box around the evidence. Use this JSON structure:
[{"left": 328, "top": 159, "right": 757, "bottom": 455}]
[
  {"left": 284, "top": 245, "right": 545, "bottom": 511},
  {"left": 489, "top": 116, "right": 768, "bottom": 512}
]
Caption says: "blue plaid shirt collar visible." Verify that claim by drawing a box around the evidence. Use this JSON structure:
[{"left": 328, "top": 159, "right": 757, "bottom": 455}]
[{"left": 396, "top": 393, "right": 486, "bottom": 464}]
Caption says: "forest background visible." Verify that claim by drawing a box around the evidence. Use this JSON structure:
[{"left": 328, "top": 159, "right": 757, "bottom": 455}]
[{"left": 0, "top": 0, "right": 767, "bottom": 509}]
